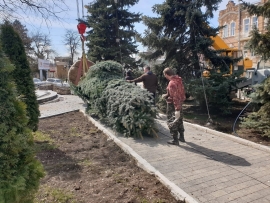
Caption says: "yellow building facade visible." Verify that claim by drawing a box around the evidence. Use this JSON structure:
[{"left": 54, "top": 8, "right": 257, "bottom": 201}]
[
  {"left": 218, "top": 0, "right": 269, "bottom": 68},
  {"left": 54, "top": 57, "right": 72, "bottom": 80}
]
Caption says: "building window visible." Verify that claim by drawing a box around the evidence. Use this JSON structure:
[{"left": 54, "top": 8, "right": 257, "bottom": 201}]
[
  {"left": 252, "top": 16, "right": 258, "bottom": 28},
  {"left": 230, "top": 22, "right": 235, "bottom": 36},
  {"left": 223, "top": 24, "right": 228, "bottom": 38},
  {"left": 264, "top": 18, "right": 268, "bottom": 28},
  {"left": 244, "top": 50, "right": 248, "bottom": 58},
  {"left": 243, "top": 18, "right": 250, "bottom": 35}
]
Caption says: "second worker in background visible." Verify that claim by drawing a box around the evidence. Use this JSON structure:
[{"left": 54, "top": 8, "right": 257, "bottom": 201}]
[{"left": 127, "top": 65, "right": 158, "bottom": 104}]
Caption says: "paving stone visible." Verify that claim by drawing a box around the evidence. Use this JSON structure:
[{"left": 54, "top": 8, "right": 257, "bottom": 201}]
[
  {"left": 209, "top": 189, "right": 228, "bottom": 198},
  {"left": 240, "top": 191, "right": 264, "bottom": 202},
  {"left": 252, "top": 198, "right": 270, "bottom": 203},
  {"left": 257, "top": 187, "right": 270, "bottom": 197},
  {"left": 265, "top": 194, "right": 270, "bottom": 200}
]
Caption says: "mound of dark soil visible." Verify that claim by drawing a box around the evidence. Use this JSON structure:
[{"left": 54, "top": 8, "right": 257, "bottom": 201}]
[{"left": 34, "top": 111, "right": 182, "bottom": 203}]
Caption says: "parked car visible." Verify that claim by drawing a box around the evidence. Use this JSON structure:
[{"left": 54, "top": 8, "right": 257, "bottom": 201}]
[
  {"left": 62, "top": 81, "right": 70, "bottom": 87},
  {"left": 33, "top": 78, "right": 45, "bottom": 87},
  {"left": 46, "top": 78, "right": 62, "bottom": 85},
  {"left": 45, "top": 78, "right": 70, "bottom": 87}
]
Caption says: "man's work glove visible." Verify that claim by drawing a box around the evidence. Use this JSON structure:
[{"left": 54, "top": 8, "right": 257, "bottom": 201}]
[
  {"left": 168, "top": 111, "right": 181, "bottom": 127},
  {"left": 175, "top": 111, "right": 180, "bottom": 119},
  {"left": 162, "top": 94, "right": 168, "bottom": 99},
  {"left": 174, "top": 111, "right": 180, "bottom": 121}
]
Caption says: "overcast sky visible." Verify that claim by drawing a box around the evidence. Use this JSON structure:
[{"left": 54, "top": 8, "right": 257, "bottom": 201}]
[{"left": 22, "top": 0, "right": 258, "bottom": 58}]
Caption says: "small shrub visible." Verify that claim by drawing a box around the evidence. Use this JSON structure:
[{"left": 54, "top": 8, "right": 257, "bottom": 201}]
[
  {"left": 185, "top": 72, "right": 243, "bottom": 115},
  {"left": 0, "top": 43, "right": 44, "bottom": 203},
  {"left": 240, "top": 77, "right": 270, "bottom": 137},
  {"left": 33, "top": 131, "right": 57, "bottom": 151},
  {"left": 34, "top": 186, "right": 75, "bottom": 203}
]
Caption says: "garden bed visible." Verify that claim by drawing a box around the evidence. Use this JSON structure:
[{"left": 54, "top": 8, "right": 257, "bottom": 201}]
[
  {"left": 34, "top": 111, "right": 182, "bottom": 203},
  {"left": 182, "top": 99, "right": 270, "bottom": 147}
]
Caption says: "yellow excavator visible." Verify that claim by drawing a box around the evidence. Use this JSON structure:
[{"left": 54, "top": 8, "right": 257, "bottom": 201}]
[{"left": 203, "top": 35, "right": 253, "bottom": 77}]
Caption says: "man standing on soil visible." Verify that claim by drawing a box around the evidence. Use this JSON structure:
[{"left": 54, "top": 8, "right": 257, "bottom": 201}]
[
  {"left": 162, "top": 67, "right": 186, "bottom": 145},
  {"left": 127, "top": 65, "right": 158, "bottom": 104}
]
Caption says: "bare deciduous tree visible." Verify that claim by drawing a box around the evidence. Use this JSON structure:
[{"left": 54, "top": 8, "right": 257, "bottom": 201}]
[
  {"left": 0, "top": 0, "right": 68, "bottom": 24},
  {"left": 11, "top": 19, "right": 39, "bottom": 75},
  {"left": 12, "top": 20, "right": 33, "bottom": 53},
  {"left": 31, "top": 31, "right": 57, "bottom": 59},
  {"left": 63, "top": 29, "right": 80, "bottom": 64}
]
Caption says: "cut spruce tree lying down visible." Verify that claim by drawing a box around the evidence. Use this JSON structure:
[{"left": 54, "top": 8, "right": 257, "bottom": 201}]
[{"left": 72, "top": 60, "right": 158, "bottom": 138}]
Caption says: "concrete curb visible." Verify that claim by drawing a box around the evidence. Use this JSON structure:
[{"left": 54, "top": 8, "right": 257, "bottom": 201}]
[
  {"left": 157, "top": 112, "right": 270, "bottom": 154},
  {"left": 37, "top": 90, "right": 58, "bottom": 104},
  {"left": 80, "top": 110, "right": 199, "bottom": 203},
  {"left": 184, "top": 121, "right": 270, "bottom": 154},
  {"left": 39, "top": 109, "right": 80, "bottom": 119}
]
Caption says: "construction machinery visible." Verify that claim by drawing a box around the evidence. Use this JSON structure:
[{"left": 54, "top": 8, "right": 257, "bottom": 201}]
[
  {"left": 210, "top": 36, "right": 270, "bottom": 86},
  {"left": 212, "top": 35, "right": 253, "bottom": 73},
  {"left": 236, "top": 60, "right": 270, "bottom": 99},
  {"left": 203, "top": 35, "right": 253, "bottom": 77},
  {"left": 202, "top": 35, "right": 270, "bottom": 100}
]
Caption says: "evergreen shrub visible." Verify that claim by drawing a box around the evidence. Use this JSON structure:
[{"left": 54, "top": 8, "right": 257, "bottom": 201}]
[
  {"left": 73, "top": 60, "right": 157, "bottom": 137},
  {"left": 0, "top": 45, "right": 44, "bottom": 203},
  {"left": 0, "top": 21, "right": 40, "bottom": 131},
  {"left": 156, "top": 95, "right": 167, "bottom": 114},
  {"left": 240, "top": 77, "right": 270, "bottom": 137},
  {"left": 185, "top": 72, "right": 243, "bottom": 115},
  {"left": 132, "top": 68, "right": 144, "bottom": 78}
]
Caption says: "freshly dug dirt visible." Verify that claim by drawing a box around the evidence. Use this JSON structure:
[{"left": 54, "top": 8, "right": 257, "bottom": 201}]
[
  {"left": 34, "top": 111, "right": 182, "bottom": 203},
  {"left": 183, "top": 100, "right": 270, "bottom": 147}
]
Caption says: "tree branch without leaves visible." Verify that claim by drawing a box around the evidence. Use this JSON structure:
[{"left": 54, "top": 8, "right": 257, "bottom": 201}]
[
  {"left": 63, "top": 29, "right": 80, "bottom": 64},
  {"left": 31, "top": 31, "right": 57, "bottom": 59},
  {"left": 0, "top": 0, "right": 69, "bottom": 25}
]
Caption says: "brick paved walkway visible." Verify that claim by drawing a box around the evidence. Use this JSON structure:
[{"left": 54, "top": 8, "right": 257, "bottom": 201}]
[
  {"left": 118, "top": 120, "right": 270, "bottom": 203},
  {"left": 39, "top": 95, "right": 270, "bottom": 203}
]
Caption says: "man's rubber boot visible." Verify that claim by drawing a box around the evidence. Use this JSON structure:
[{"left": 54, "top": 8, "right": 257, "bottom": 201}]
[
  {"left": 179, "top": 132, "right": 185, "bottom": 143},
  {"left": 167, "top": 134, "right": 179, "bottom": 146}
]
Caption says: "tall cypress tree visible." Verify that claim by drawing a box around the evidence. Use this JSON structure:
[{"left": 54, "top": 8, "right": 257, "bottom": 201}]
[
  {"left": 0, "top": 21, "right": 40, "bottom": 131},
  {"left": 0, "top": 44, "right": 44, "bottom": 203},
  {"left": 85, "top": 0, "right": 141, "bottom": 67}
]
